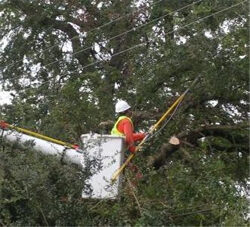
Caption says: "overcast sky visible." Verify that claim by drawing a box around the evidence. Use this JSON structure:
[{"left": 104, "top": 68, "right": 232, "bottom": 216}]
[
  {"left": 0, "top": 88, "right": 12, "bottom": 105},
  {"left": 0, "top": 2, "right": 245, "bottom": 106}
]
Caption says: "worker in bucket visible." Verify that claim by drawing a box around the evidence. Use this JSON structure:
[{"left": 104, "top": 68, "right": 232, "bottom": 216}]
[
  {"left": 111, "top": 100, "right": 146, "bottom": 182},
  {"left": 111, "top": 100, "right": 145, "bottom": 153}
]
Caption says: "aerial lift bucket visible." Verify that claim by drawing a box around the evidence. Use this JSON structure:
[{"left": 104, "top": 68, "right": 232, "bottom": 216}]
[{"left": 0, "top": 125, "right": 125, "bottom": 199}]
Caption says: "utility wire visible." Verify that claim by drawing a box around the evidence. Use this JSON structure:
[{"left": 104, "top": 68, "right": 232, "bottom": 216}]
[
  {"left": 147, "top": 75, "right": 201, "bottom": 141},
  {"left": 39, "top": 0, "right": 203, "bottom": 68},
  {"left": 149, "top": 96, "right": 184, "bottom": 140},
  {"left": 1, "top": 0, "right": 246, "bottom": 92},
  {"left": 1, "top": 0, "right": 203, "bottom": 84},
  {"left": 41, "top": 0, "right": 164, "bottom": 56},
  {"left": 1, "top": 0, "right": 164, "bottom": 71},
  {"left": 50, "top": 1, "right": 246, "bottom": 79},
  {"left": 148, "top": 75, "right": 201, "bottom": 140}
]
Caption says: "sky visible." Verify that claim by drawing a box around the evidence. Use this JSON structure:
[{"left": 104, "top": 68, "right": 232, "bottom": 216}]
[
  {"left": 0, "top": 2, "right": 245, "bottom": 106},
  {"left": 0, "top": 88, "right": 12, "bottom": 105}
]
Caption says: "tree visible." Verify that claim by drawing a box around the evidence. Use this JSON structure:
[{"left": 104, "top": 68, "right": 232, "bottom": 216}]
[{"left": 0, "top": 0, "right": 248, "bottom": 225}]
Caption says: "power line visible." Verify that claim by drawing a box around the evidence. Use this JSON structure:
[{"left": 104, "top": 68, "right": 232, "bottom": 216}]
[
  {"left": 41, "top": 0, "right": 164, "bottom": 54},
  {"left": 39, "top": 0, "right": 203, "bottom": 69},
  {"left": 0, "top": 0, "right": 203, "bottom": 83},
  {"left": 1, "top": 0, "right": 164, "bottom": 71},
  {"left": 2, "top": 0, "right": 246, "bottom": 93},
  {"left": 60, "top": 0, "right": 246, "bottom": 75},
  {"left": 148, "top": 76, "right": 201, "bottom": 141}
]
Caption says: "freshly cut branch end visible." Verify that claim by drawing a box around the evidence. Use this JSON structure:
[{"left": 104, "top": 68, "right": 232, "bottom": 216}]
[{"left": 169, "top": 136, "right": 180, "bottom": 145}]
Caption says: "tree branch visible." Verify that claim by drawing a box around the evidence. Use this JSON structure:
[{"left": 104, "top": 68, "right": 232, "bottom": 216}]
[{"left": 150, "top": 123, "right": 248, "bottom": 169}]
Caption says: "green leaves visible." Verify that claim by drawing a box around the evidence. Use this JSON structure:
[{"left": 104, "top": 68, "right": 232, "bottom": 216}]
[
  {"left": 0, "top": 146, "right": 89, "bottom": 226},
  {"left": 0, "top": 0, "right": 248, "bottom": 225}
]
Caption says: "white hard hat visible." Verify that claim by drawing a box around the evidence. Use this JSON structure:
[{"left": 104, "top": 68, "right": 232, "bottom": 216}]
[{"left": 115, "top": 100, "right": 131, "bottom": 113}]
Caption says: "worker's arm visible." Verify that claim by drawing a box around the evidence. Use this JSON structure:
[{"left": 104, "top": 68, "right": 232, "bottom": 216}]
[
  {"left": 122, "top": 120, "right": 146, "bottom": 153},
  {"left": 133, "top": 133, "right": 145, "bottom": 142},
  {"left": 117, "top": 118, "right": 146, "bottom": 153}
]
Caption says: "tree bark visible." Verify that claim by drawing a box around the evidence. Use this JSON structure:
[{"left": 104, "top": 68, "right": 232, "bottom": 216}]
[{"left": 150, "top": 123, "right": 248, "bottom": 169}]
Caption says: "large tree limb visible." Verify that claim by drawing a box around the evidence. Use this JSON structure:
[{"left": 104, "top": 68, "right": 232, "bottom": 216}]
[{"left": 150, "top": 123, "right": 248, "bottom": 169}]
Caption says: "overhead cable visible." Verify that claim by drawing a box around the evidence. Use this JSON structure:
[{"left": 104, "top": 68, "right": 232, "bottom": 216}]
[
  {"left": 1, "top": 0, "right": 246, "bottom": 90},
  {"left": 38, "top": 0, "right": 203, "bottom": 69},
  {"left": 1, "top": 0, "right": 164, "bottom": 70},
  {"left": 148, "top": 75, "right": 201, "bottom": 140},
  {"left": 60, "top": 1, "right": 246, "bottom": 76},
  {"left": 1, "top": 0, "right": 203, "bottom": 83}
]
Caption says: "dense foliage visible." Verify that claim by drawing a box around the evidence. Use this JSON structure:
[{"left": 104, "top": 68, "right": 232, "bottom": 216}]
[{"left": 0, "top": 0, "right": 248, "bottom": 226}]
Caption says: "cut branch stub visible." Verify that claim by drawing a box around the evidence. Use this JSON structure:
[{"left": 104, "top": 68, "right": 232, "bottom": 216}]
[{"left": 169, "top": 136, "right": 180, "bottom": 145}]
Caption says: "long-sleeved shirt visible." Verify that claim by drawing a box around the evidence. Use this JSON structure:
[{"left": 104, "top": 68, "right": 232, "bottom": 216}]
[{"left": 116, "top": 118, "right": 145, "bottom": 153}]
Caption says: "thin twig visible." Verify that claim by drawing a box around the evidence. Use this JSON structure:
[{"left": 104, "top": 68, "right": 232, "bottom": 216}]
[
  {"left": 38, "top": 205, "right": 49, "bottom": 226},
  {"left": 89, "top": 200, "right": 104, "bottom": 211},
  {"left": 171, "top": 207, "right": 219, "bottom": 218},
  {"left": 127, "top": 177, "right": 143, "bottom": 216}
]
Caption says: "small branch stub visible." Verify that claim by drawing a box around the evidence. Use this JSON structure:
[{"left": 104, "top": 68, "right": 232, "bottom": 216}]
[{"left": 169, "top": 136, "right": 180, "bottom": 145}]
